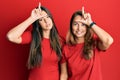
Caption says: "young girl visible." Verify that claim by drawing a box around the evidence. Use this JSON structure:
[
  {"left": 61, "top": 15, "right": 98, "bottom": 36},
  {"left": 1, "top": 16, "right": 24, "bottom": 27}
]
[
  {"left": 61, "top": 7, "right": 113, "bottom": 80},
  {"left": 7, "top": 3, "right": 63, "bottom": 80}
]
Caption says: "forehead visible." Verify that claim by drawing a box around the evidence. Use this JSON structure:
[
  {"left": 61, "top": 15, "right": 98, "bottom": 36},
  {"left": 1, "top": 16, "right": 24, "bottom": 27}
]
[
  {"left": 41, "top": 10, "right": 48, "bottom": 16},
  {"left": 73, "top": 15, "right": 83, "bottom": 22}
]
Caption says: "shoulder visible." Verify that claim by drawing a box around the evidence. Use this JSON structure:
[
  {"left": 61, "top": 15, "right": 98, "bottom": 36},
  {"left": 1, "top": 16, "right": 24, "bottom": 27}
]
[
  {"left": 62, "top": 44, "right": 74, "bottom": 55},
  {"left": 63, "top": 44, "right": 69, "bottom": 51},
  {"left": 62, "top": 44, "right": 70, "bottom": 55},
  {"left": 21, "top": 30, "right": 32, "bottom": 44}
]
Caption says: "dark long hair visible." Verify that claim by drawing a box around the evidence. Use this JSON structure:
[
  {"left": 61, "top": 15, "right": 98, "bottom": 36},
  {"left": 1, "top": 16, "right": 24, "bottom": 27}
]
[
  {"left": 66, "top": 11, "right": 95, "bottom": 59},
  {"left": 27, "top": 6, "right": 62, "bottom": 69}
]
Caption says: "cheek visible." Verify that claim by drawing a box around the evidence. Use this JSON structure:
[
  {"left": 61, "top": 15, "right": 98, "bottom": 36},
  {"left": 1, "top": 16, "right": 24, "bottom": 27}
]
[
  {"left": 72, "top": 27, "right": 77, "bottom": 35},
  {"left": 50, "top": 20, "right": 54, "bottom": 28},
  {"left": 39, "top": 22, "right": 44, "bottom": 26},
  {"left": 72, "top": 26, "right": 77, "bottom": 31},
  {"left": 83, "top": 27, "right": 87, "bottom": 33},
  {"left": 50, "top": 20, "right": 53, "bottom": 25},
  {"left": 39, "top": 22, "right": 45, "bottom": 29}
]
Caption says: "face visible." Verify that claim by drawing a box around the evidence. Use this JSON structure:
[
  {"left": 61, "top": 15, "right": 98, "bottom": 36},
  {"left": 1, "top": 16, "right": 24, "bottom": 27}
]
[
  {"left": 72, "top": 15, "right": 87, "bottom": 39},
  {"left": 39, "top": 11, "right": 53, "bottom": 31}
]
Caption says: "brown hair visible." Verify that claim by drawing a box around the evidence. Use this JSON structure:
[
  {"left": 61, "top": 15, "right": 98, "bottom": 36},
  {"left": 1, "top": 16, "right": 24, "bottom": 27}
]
[
  {"left": 66, "top": 11, "right": 96, "bottom": 59},
  {"left": 27, "top": 6, "right": 62, "bottom": 69}
]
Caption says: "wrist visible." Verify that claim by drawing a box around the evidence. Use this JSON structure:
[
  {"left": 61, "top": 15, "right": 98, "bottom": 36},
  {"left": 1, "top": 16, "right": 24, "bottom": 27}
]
[
  {"left": 89, "top": 22, "right": 96, "bottom": 28},
  {"left": 29, "top": 16, "right": 37, "bottom": 22},
  {"left": 27, "top": 17, "right": 36, "bottom": 24}
]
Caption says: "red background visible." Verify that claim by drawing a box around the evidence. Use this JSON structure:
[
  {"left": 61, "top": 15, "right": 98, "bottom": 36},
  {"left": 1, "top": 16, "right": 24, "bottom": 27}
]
[{"left": 0, "top": 0, "right": 120, "bottom": 80}]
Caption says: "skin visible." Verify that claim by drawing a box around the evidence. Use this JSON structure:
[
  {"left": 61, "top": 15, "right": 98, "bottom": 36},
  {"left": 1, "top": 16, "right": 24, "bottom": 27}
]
[
  {"left": 75, "top": 7, "right": 113, "bottom": 50},
  {"left": 7, "top": 2, "right": 67, "bottom": 80},
  {"left": 60, "top": 6, "right": 114, "bottom": 80},
  {"left": 38, "top": 11, "right": 53, "bottom": 38},
  {"left": 72, "top": 15, "right": 87, "bottom": 43},
  {"left": 7, "top": 2, "right": 53, "bottom": 43}
]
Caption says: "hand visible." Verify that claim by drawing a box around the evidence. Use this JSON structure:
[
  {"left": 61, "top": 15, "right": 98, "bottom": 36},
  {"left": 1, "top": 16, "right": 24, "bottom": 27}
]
[
  {"left": 80, "top": 7, "right": 93, "bottom": 26},
  {"left": 30, "top": 2, "right": 42, "bottom": 21}
]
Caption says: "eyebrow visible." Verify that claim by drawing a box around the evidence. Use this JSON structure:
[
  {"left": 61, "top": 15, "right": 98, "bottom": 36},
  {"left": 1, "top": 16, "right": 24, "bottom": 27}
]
[{"left": 73, "top": 21, "right": 81, "bottom": 23}]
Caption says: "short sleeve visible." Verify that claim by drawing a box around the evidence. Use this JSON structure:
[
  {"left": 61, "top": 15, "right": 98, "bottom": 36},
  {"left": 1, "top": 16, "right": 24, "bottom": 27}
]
[
  {"left": 21, "top": 31, "right": 32, "bottom": 44},
  {"left": 60, "top": 45, "right": 68, "bottom": 64},
  {"left": 59, "top": 35, "right": 66, "bottom": 47}
]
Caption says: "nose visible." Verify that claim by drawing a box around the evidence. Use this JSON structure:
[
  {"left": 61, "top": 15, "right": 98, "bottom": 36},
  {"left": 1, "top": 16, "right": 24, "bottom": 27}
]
[
  {"left": 77, "top": 24, "right": 81, "bottom": 30},
  {"left": 43, "top": 18, "right": 49, "bottom": 24},
  {"left": 44, "top": 18, "right": 47, "bottom": 23}
]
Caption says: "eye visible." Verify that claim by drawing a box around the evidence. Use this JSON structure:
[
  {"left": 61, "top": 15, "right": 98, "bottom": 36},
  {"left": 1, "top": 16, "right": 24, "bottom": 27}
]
[
  {"left": 46, "top": 15, "right": 50, "bottom": 18},
  {"left": 39, "top": 18, "right": 43, "bottom": 21},
  {"left": 73, "top": 22, "right": 78, "bottom": 26},
  {"left": 81, "top": 23, "right": 86, "bottom": 26}
]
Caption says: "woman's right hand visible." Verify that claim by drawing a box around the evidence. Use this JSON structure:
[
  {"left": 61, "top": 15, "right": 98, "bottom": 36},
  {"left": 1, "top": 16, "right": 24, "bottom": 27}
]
[
  {"left": 6, "top": 2, "right": 43, "bottom": 44},
  {"left": 30, "top": 2, "right": 42, "bottom": 21}
]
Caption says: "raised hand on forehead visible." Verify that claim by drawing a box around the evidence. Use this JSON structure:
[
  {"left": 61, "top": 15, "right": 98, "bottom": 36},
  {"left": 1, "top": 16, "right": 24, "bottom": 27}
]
[
  {"left": 80, "top": 6, "right": 93, "bottom": 26},
  {"left": 30, "top": 2, "right": 43, "bottom": 21}
]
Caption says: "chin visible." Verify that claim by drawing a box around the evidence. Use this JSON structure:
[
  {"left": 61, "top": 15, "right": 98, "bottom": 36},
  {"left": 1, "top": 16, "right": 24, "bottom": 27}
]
[
  {"left": 76, "top": 34, "right": 85, "bottom": 38},
  {"left": 46, "top": 26, "right": 51, "bottom": 28}
]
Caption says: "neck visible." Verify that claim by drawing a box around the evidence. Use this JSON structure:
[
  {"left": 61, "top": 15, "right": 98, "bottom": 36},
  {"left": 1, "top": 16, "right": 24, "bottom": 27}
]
[
  {"left": 43, "top": 30, "right": 50, "bottom": 39},
  {"left": 75, "top": 37, "right": 84, "bottom": 43}
]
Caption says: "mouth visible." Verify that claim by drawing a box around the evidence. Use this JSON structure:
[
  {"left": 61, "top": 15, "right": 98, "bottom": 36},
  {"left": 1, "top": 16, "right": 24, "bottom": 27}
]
[{"left": 76, "top": 31, "right": 82, "bottom": 35}]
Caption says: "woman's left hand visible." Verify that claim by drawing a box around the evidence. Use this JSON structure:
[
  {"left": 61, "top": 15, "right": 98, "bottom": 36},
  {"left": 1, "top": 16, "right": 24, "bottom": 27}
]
[{"left": 80, "top": 7, "right": 93, "bottom": 26}]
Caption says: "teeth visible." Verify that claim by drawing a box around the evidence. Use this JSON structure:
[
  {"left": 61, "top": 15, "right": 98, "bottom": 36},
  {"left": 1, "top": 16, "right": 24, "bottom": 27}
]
[{"left": 77, "top": 32, "right": 81, "bottom": 34}]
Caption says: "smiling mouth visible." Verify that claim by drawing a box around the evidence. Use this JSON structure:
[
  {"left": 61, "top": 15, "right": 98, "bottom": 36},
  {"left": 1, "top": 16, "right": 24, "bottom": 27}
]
[{"left": 77, "top": 31, "right": 82, "bottom": 34}]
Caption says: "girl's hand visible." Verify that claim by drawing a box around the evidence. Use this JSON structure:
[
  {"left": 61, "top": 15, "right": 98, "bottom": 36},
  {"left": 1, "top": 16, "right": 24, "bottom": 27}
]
[
  {"left": 30, "top": 2, "right": 42, "bottom": 21},
  {"left": 80, "top": 7, "right": 93, "bottom": 26}
]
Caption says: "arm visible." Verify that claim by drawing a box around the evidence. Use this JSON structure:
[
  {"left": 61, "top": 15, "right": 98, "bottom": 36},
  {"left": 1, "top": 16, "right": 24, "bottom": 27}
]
[
  {"left": 81, "top": 7, "right": 114, "bottom": 50},
  {"left": 60, "top": 62, "right": 68, "bottom": 80},
  {"left": 6, "top": 17, "right": 35, "bottom": 44},
  {"left": 7, "top": 5, "right": 42, "bottom": 44},
  {"left": 91, "top": 24, "right": 113, "bottom": 50}
]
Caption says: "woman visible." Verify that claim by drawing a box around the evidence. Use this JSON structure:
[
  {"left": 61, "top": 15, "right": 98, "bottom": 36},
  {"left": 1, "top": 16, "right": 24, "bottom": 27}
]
[
  {"left": 61, "top": 7, "right": 113, "bottom": 80},
  {"left": 7, "top": 3, "right": 63, "bottom": 80}
]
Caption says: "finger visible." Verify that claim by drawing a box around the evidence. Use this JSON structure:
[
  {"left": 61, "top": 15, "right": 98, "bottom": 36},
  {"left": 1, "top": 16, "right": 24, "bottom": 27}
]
[
  {"left": 87, "top": 13, "right": 91, "bottom": 18},
  {"left": 84, "top": 13, "right": 88, "bottom": 19},
  {"left": 38, "top": 2, "right": 41, "bottom": 12},
  {"left": 36, "top": 9, "right": 40, "bottom": 14},
  {"left": 82, "top": 6, "right": 85, "bottom": 18},
  {"left": 82, "top": 6, "right": 84, "bottom": 15},
  {"left": 32, "top": 8, "right": 36, "bottom": 12},
  {"left": 34, "top": 9, "right": 37, "bottom": 13},
  {"left": 78, "top": 20, "right": 87, "bottom": 25}
]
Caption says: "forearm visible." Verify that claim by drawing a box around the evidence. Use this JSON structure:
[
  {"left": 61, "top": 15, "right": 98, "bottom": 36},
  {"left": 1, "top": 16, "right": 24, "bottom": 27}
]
[
  {"left": 60, "top": 62, "right": 68, "bottom": 80},
  {"left": 91, "top": 24, "right": 113, "bottom": 49},
  {"left": 7, "top": 17, "right": 35, "bottom": 41},
  {"left": 81, "top": 7, "right": 113, "bottom": 49},
  {"left": 60, "top": 74, "right": 68, "bottom": 80}
]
